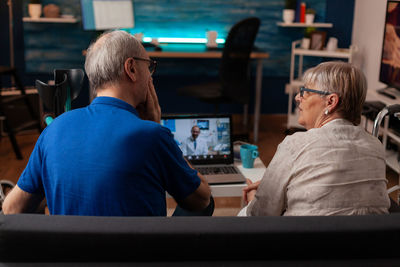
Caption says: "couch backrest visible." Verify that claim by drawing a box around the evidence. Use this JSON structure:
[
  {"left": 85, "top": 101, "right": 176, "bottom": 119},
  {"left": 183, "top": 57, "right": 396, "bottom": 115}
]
[{"left": 1, "top": 214, "right": 400, "bottom": 265}]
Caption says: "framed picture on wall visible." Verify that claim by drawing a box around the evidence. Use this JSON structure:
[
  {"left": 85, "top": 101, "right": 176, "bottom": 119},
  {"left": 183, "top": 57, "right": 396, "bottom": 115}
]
[{"left": 310, "top": 31, "right": 327, "bottom": 50}]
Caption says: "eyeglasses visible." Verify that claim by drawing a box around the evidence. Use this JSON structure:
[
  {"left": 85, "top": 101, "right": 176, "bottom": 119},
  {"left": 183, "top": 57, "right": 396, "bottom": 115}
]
[
  {"left": 299, "top": 87, "right": 330, "bottom": 98},
  {"left": 132, "top": 57, "right": 157, "bottom": 75}
]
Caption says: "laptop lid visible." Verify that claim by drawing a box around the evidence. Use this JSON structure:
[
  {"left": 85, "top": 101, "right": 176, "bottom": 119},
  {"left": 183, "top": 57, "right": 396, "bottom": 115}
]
[{"left": 161, "top": 114, "right": 234, "bottom": 165}]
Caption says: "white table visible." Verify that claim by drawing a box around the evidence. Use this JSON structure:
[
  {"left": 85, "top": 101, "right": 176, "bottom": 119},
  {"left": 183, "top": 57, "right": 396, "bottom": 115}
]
[
  {"left": 166, "top": 157, "right": 266, "bottom": 199},
  {"left": 209, "top": 157, "right": 266, "bottom": 197}
]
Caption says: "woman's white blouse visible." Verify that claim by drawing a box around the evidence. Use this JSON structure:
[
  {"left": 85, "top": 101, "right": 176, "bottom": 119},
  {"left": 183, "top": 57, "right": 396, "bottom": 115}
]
[{"left": 246, "top": 119, "right": 390, "bottom": 216}]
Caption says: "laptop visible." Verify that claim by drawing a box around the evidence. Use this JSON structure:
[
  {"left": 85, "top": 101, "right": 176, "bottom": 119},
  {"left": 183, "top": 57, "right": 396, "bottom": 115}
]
[{"left": 161, "top": 114, "right": 246, "bottom": 185}]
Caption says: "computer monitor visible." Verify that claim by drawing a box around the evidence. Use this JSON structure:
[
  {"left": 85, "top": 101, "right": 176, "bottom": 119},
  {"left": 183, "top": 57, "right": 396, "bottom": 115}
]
[
  {"left": 80, "top": 0, "right": 134, "bottom": 30},
  {"left": 379, "top": 0, "right": 400, "bottom": 90}
]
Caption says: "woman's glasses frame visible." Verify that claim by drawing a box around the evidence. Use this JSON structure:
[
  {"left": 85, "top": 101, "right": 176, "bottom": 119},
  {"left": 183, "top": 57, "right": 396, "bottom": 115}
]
[{"left": 299, "top": 87, "right": 330, "bottom": 98}]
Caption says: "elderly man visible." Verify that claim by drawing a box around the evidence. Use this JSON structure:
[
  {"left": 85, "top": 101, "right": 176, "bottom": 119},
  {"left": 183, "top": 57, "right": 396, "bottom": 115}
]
[{"left": 3, "top": 31, "right": 211, "bottom": 216}]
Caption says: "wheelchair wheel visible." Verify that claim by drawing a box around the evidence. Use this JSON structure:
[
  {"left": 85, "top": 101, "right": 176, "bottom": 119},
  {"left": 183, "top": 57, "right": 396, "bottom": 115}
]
[{"left": 0, "top": 180, "right": 15, "bottom": 211}]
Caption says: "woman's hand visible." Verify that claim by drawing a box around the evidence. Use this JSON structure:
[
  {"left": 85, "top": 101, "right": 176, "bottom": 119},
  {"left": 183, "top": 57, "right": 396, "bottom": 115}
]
[
  {"left": 242, "top": 179, "right": 260, "bottom": 205},
  {"left": 137, "top": 77, "right": 161, "bottom": 123}
]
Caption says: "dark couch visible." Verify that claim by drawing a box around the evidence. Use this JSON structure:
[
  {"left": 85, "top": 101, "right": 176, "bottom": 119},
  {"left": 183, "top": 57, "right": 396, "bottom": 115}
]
[{"left": 1, "top": 214, "right": 400, "bottom": 266}]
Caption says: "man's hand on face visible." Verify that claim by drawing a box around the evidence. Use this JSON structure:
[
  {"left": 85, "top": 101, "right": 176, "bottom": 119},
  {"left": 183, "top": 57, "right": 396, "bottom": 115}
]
[{"left": 137, "top": 77, "right": 161, "bottom": 123}]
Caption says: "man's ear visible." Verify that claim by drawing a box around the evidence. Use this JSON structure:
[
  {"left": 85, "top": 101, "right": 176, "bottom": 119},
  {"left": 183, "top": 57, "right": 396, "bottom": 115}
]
[
  {"left": 124, "top": 58, "right": 137, "bottom": 82},
  {"left": 326, "top": 93, "right": 339, "bottom": 111}
]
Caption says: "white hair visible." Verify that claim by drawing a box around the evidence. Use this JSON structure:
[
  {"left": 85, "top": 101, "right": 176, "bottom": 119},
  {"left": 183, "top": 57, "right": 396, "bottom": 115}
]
[
  {"left": 84, "top": 30, "right": 143, "bottom": 94},
  {"left": 303, "top": 61, "right": 367, "bottom": 125}
]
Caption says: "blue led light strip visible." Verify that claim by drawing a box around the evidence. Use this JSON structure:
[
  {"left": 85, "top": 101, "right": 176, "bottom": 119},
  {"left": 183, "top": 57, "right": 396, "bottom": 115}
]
[{"left": 142, "top": 37, "right": 225, "bottom": 44}]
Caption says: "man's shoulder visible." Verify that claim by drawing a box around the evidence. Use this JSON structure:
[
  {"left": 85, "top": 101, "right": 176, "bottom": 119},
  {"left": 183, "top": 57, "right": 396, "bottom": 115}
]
[
  {"left": 50, "top": 107, "right": 88, "bottom": 124},
  {"left": 139, "top": 121, "right": 173, "bottom": 138},
  {"left": 41, "top": 108, "right": 86, "bottom": 133}
]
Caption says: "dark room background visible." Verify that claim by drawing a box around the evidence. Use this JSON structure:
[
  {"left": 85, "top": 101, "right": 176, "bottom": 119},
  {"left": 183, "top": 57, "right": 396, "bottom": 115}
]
[{"left": 0, "top": 0, "right": 354, "bottom": 114}]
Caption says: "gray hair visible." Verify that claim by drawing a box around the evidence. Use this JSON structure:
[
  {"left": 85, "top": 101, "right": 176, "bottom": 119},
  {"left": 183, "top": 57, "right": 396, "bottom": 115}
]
[
  {"left": 84, "top": 30, "right": 143, "bottom": 94},
  {"left": 302, "top": 61, "right": 367, "bottom": 125}
]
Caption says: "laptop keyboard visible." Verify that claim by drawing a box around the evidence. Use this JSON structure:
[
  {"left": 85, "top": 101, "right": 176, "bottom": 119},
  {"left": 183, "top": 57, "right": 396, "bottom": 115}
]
[{"left": 196, "top": 166, "right": 238, "bottom": 175}]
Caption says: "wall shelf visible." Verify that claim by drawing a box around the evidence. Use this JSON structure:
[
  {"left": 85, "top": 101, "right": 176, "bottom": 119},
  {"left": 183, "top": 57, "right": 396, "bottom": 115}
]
[
  {"left": 22, "top": 17, "right": 78, "bottom": 23},
  {"left": 292, "top": 47, "right": 353, "bottom": 58},
  {"left": 277, "top": 22, "right": 333, "bottom": 28}
]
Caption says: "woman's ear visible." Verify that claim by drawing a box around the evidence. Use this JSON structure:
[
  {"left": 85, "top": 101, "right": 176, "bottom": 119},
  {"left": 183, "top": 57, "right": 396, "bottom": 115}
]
[
  {"left": 326, "top": 93, "right": 339, "bottom": 111},
  {"left": 124, "top": 58, "right": 137, "bottom": 82}
]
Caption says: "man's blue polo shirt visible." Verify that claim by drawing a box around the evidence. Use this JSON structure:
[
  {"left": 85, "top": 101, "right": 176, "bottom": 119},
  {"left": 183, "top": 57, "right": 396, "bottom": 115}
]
[{"left": 17, "top": 97, "right": 200, "bottom": 216}]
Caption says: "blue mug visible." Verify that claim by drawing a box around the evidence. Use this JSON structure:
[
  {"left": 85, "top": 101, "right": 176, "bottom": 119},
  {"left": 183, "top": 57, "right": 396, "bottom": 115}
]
[{"left": 240, "top": 144, "right": 259, "bottom": 168}]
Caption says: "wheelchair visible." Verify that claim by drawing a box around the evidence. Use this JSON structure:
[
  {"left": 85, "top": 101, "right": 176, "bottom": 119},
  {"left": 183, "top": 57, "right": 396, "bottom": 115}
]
[{"left": 367, "top": 104, "right": 400, "bottom": 212}]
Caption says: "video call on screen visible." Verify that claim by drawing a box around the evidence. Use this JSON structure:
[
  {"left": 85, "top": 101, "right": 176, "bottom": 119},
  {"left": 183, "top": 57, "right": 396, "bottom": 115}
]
[{"left": 161, "top": 117, "right": 231, "bottom": 159}]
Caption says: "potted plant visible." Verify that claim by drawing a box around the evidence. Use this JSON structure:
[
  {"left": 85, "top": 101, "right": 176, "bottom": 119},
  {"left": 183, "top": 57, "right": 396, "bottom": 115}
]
[
  {"left": 301, "top": 27, "right": 316, "bottom": 49},
  {"left": 305, "top": 8, "right": 316, "bottom": 24},
  {"left": 283, "top": 0, "right": 297, "bottom": 24},
  {"left": 28, "top": 0, "right": 42, "bottom": 19}
]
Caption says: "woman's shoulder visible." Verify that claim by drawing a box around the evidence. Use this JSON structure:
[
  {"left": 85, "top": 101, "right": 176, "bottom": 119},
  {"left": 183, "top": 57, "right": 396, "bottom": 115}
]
[
  {"left": 280, "top": 121, "right": 346, "bottom": 148},
  {"left": 282, "top": 129, "right": 313, "bottom": 143},
  {"left": 279, "top": 129, "right": 313, "bottom": 152}
]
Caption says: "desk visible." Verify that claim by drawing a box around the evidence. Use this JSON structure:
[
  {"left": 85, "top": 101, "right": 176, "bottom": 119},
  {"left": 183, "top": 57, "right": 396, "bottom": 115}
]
[
  {"left": 165, "top": 157, "right": 266, "bottom": 198},
  {"left": 0, "top": 87, "right": 37, "bottom": 96},
  {"left": 210, "top": 157, "right": 266, "bottom": 197},
  {"left": 147, "top": 50, "right": 269, "bottom": 143}
]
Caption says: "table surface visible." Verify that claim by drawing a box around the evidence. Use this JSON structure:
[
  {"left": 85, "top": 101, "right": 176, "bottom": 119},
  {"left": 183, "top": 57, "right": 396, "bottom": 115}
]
[
  {"left": 165, "top": 157, "right": 266, "bottom": 198},
  {"left": 146, "top": 43, "right": 269, "bottom": 59},
  {"left": 366, "top": 87, "right": 400, "bottom": 106},
  {"left": 148, "top": 50, "right": 269, "bottom": 59},
  {"left": 0, "top": 87, "right": 37, "bottom": 96},
  {"left": 83, "top": 44, "right": 269, "bottom": 59},
  {"left": 210, "top": 157, "right": 266, "bottom": 197}
]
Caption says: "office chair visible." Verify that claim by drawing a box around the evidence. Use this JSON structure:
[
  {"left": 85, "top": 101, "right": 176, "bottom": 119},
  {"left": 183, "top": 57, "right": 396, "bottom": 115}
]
[
  {"left": 177, "top": 17, "right": 261, "bottom": 132},
  {"left": 36, "top": 69, "right": 85, "bottom": 126},
  {"left": 0, "top": 66, "right": 42, "bottom": 159}
]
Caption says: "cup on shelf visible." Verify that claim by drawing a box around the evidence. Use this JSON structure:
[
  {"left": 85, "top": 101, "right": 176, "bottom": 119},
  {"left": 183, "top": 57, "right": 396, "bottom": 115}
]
[
  {"left": 283, "top": 9, "right": 295, "bottom": 24},
  {"left": 326, "top": 37, "right": 338, "bottom": 51},
  {"left": 28, "top": 4, "right": 42, "bottom": 19},
  {"left": 301, "top": 37, "right": 310, "bottom": 49},
  {"left": 305, "top": 14, "right": 315, "bottom": 24}
]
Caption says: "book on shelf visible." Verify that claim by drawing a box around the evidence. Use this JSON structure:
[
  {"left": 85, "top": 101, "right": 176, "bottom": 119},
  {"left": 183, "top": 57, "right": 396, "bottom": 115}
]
[{"left": 295, "top": 0, "right": 301, "bottom": 22}]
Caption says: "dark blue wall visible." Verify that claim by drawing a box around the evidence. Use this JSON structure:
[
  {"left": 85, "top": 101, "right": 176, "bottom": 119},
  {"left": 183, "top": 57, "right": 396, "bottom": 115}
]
[
  {"left": 1, "top": 0, "right": 355, "bottom": 114},
  {"left": 326, "top": 0, "right": 355, "bottom": 49}
]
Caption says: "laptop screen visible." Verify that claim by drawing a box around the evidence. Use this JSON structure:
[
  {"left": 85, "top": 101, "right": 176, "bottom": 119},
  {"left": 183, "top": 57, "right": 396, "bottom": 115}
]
[{"left": 161, "top": 114, "right": 233, "bottom": 164}]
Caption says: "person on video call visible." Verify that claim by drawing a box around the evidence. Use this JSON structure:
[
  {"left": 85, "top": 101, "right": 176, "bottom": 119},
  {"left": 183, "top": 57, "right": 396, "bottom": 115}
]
[
  {"left": 3, "top": 30, "right": 212, "bottom": 216},
  {"left": 181, "top": 125, "right": 209, "bottom": 156}
]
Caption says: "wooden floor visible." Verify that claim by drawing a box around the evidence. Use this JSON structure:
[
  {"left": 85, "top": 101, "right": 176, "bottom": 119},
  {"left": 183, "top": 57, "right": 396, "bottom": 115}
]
[{"left": 1, "top": 114, "right": 398, "bottom": 216}]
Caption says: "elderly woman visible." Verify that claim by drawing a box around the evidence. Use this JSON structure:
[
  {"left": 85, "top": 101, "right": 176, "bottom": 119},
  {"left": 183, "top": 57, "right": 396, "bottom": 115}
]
[{"left": 241, "top": 61, "right": 390, "bottom": 216}]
